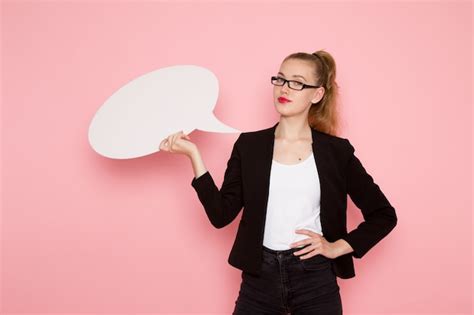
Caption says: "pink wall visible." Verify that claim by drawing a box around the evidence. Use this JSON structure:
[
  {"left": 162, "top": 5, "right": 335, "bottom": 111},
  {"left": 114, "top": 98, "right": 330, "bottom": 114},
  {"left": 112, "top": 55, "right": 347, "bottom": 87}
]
[{"left": 1, "top": 1, "right": 472, "bottom": 314}]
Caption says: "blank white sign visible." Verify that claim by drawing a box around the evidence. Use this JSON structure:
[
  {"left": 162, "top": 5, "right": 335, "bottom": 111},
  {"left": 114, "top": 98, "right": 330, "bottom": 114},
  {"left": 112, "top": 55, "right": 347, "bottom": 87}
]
[{"left": 88, "top": 65, "right": 240, "bottom": 159}]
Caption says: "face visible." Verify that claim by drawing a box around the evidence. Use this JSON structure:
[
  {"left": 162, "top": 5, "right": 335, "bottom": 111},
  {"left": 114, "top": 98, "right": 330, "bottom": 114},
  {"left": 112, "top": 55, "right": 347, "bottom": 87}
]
[{"left": 273, "top": 58, "right": 325, "bottom": 117}]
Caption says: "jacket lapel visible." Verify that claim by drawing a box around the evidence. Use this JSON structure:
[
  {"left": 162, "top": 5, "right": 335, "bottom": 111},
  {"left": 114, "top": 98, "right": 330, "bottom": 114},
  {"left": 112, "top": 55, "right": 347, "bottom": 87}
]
[
  {"left": 311, "top": 128, "right": 332, "bottom": 237},
  {"left": 257, "top": 121, "right": 331, "bottom": 237}
]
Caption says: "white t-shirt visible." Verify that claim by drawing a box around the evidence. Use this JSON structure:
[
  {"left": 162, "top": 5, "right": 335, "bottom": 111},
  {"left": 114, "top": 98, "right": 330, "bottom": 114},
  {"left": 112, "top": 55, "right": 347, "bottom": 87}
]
[{"left": 262, "top": 153, "right": 323, "bottom": 250}]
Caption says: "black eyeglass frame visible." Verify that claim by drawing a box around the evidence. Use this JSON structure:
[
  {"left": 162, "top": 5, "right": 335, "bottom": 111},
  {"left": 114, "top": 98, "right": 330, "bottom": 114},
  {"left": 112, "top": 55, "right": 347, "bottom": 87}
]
[{"left": 270, "top": 76, "right": 321, "bottom": 91}]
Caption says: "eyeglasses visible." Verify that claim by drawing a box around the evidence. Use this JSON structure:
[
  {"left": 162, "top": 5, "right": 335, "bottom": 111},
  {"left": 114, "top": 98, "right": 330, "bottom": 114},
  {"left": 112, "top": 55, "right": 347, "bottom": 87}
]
[{"left": 270, "top": 76, "right": 321, "bottom": 91}]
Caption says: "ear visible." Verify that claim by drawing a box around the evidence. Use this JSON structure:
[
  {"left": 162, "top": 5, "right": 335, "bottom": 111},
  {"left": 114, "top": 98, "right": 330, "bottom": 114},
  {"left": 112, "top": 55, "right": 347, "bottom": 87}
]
[{"left": 311, "top": 87, "right": 325, "bottom": 103}]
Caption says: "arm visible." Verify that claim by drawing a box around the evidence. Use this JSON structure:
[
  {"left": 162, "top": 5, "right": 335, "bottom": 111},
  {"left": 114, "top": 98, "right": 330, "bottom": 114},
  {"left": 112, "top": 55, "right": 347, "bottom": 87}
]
[
  {"left": 189, "top": 134, "right": 244, "bottom": 229},
  {"left": 189, "top": 146, "right": 208, "bottom": 179},
  {"left": 332, "top": 239, "right": 354, "bottom": 257},
  {"left": 340, "top": 139, "right": 398, "bottom": 259}
]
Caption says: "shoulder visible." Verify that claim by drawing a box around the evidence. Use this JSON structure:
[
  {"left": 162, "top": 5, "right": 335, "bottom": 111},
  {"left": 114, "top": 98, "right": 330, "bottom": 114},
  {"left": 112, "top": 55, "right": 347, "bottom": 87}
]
[
  {"left": 233, "top": 125, "right": 274, "bottom": 146},
  {"left": 313, "top": 129, "right": 354, "bottom": 152},
  {"left": 233, "top": 124, "right": 355, "bottom": 155},
  {"left": 241, "top": 125, "right": 274, "bottom": 137}
]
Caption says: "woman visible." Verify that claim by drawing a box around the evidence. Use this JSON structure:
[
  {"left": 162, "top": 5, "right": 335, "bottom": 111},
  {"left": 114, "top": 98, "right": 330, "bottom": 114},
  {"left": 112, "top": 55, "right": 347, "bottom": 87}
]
[{"left": 159, "top": 50, "right": 398, "bottom": 314}]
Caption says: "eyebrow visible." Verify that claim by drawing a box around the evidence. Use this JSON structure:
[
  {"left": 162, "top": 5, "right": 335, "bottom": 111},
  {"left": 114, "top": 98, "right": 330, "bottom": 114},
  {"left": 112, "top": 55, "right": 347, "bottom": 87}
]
[{"left": 277, "top": 72, "right": 307, "bottom": 81}]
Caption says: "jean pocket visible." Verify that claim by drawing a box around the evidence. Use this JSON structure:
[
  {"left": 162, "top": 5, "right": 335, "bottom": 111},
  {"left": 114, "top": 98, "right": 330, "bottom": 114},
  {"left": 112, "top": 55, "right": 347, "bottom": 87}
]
[
  {"left": 262, "top": 252, "right": 276, "bottom": 265},
  {"left": 300, "top": 254, "right": 332, "bottom": 271}
]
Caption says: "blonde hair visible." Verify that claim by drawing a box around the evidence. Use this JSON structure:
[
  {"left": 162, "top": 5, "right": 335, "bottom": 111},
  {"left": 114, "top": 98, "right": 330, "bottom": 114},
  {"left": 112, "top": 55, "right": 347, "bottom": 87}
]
[{"left": 282, "top": 50, "right": 340, "bottom": 136}]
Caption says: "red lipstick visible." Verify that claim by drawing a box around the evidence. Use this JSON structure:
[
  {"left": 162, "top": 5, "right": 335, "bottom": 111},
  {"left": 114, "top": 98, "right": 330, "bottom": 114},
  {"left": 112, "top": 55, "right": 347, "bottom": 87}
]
[{"left": 278, "top": 96, "right": 291, "bottom": 103}]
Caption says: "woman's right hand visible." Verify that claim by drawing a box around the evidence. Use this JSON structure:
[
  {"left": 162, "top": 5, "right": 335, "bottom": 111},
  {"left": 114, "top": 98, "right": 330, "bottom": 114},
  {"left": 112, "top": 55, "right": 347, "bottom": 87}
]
[{"left": 159, "top": 130, "right": 196, "bottom": 157}]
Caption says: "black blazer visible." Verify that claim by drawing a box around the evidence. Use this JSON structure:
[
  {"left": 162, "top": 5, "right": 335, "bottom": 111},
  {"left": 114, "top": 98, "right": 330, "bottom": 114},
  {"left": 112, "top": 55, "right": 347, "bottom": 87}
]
[{"left": 191, "top": 122, "right": 397, "bottom": 279}]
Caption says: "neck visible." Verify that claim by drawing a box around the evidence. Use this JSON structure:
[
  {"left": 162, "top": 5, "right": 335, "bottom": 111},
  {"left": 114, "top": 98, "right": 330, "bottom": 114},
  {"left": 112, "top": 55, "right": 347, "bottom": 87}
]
[{"left": 275, "top": 117, "right": 312, "bottom": 141}]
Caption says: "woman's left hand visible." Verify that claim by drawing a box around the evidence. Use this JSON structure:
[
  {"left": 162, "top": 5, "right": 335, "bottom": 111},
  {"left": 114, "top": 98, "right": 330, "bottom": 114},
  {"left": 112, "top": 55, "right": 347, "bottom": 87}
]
[{"left": 290, "top": 229, "right": 339, "bottom": 260}]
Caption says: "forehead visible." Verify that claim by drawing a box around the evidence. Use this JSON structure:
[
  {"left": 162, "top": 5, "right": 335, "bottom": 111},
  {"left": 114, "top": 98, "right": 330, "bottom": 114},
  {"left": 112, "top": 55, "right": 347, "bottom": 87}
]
[{"left": 278, "top": 59, "right": 314, "bottom": 80}]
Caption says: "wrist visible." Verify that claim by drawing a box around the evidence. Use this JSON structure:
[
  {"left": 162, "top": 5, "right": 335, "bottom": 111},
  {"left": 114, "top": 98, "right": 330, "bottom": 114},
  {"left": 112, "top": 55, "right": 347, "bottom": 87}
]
[
  {"left": 332, "top": 239, "right": 354, "bottom": 258},
  {"left": 187, "top": 146, "right": 199, "bottom": 159}
]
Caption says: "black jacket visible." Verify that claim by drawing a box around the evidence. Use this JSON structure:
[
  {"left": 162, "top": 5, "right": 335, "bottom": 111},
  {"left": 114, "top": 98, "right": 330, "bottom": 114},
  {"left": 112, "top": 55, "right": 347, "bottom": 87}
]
[{"left": 191, "top": 122, "right": 397, "bottom": 279}]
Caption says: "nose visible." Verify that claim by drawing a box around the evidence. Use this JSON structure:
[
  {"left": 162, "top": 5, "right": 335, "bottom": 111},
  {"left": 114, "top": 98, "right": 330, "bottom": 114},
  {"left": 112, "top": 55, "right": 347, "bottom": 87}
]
[{"left": 280, "top": 80, "right": 291, "bottom": 93}]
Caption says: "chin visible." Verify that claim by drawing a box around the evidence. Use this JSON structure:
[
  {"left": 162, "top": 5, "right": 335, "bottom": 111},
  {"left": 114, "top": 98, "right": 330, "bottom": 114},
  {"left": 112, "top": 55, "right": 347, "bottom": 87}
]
[
  {"left": 275, "top": 104, "right": 306, "bottom": 117},
  {"left": 275, "top": 106, "right": 295, "bottom": 116}
]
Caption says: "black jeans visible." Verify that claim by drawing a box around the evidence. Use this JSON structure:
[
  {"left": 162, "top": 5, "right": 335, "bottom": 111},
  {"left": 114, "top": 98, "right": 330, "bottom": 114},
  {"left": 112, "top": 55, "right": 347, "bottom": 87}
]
[{"left": 233, "top": 244, "right": 343, "bottom": 315}]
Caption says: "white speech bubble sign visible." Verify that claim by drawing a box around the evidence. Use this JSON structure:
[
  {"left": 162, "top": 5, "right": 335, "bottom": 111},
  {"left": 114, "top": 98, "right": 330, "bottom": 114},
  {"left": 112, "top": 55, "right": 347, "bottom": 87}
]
[{"left": 88, "top": 65, "right": 240, "bottom": 159}]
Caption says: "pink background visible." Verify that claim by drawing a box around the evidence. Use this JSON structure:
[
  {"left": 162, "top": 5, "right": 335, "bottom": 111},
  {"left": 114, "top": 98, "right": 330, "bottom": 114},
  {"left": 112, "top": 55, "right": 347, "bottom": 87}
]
[{"left": 1, "top": 1, "right": 472, "bottom": 314}]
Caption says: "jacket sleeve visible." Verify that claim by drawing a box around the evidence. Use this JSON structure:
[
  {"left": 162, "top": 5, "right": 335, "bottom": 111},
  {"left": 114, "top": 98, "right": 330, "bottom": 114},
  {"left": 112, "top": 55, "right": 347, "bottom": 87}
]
[
  {"left": 190, "top": 133, "right": 244, "bottom": 229},
  {"left": 340, "top": 138, "right": 398, "bottom": 259}
]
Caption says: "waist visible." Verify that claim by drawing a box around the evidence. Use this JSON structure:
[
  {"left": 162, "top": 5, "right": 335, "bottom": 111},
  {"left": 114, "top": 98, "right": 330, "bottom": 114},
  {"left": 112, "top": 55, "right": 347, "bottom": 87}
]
[{"left": 263, "top": 244, "right": 312, "bottom": 257}]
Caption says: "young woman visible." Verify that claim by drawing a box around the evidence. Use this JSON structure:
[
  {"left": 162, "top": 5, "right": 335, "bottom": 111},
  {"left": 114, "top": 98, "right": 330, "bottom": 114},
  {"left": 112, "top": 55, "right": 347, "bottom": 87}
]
[{"left": 159, "top": 50, "right": 398, "bottom": 314}]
